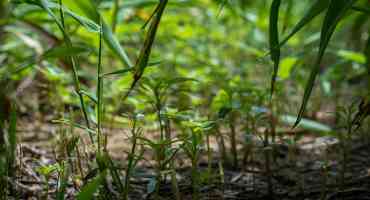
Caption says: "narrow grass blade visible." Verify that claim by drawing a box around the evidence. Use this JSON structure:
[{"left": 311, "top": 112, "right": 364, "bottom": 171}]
[
  {"left": 294, "top": 0, "right": 358, "bottom": 127},
  {"left": 122, "top": 0, "right": 168, "bottom": 101},
  {"left": 96, "top": 19, "right": 103, "bottom": 153},
  {"left": 39, "top": 0, "right": 93, "bottom": 140},
  {"left": 53, "top": 119, "right": 96, "bottom": 135},
  {"left": 73, "top": 0, "right": 133, "bottom": 67},
  {"left": 351, "top": 6, "right": 370, "bottom": 14},
  {"left": 101, "top": 68, "right": 133, "bottom": 77},
  {"left": 43, "top": 45, "right": 90, "bottom": 59},
  {"left": 279, "top": 0, "right": 330, "bottom": 47},
  {"left": 80, "top": 90, "right": 98, "bottom": 104},
  {"left": 7, "top": 103, "right": 17, "bottom": 174},
  {"left": 269, "top": 0, "right": 281, "bottom": 96}
]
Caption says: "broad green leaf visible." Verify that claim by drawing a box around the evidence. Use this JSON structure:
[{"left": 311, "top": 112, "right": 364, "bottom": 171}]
[
  {"left": 43, "top": 45, "right": 90, "bottom": 58},
  {"left": 269, "top": 0, "right": 281, "bottom": 96},
  {"left": 76, "top": 170, "right": 107, "bottom": 200},
  {"left": 280, "top": 0, "right": 330, "bottom": 46},
  {"left": 295, "top": 0, "right": 358, "bottom": 127},
  {"left": 280, "top": 114, "right": 332, "bottom": 132},
  {"left": 278, "top": 57, "right": 298, "bottom": 79},
  {"left": 337, "top": 49, "right": 366, "bottom": 64}
]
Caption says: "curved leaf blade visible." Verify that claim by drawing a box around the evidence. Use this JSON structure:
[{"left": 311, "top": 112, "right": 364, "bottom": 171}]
[
  {"left": 294, "top": 0, "right": 358, "bottom": 127},
  {"left": 269, "top": 0, "right": 281, "bottom": 96},
  {"left": 280, "top": 0, "right": 330, "bottom": 47}
]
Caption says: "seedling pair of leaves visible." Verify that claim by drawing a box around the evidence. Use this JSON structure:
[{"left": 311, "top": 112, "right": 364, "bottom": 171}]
[{"left": 269, "top": 0, "right": 358, "bottom": 126}]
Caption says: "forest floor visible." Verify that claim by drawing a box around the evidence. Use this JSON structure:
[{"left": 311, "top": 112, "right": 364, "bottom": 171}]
[{"left": 8, "top": 118, "right": 370, "bottom": 200}]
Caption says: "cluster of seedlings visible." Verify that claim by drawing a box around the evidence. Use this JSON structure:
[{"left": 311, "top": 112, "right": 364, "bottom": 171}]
[{"left": 1, "top": 0, "right": 370, "bottom": 199}]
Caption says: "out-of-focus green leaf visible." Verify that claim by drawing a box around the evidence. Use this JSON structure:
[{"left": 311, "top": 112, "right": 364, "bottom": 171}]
[
  {"left": 295, "top": 0, "right": 358, "bottom": 127},
  {"left": 80, "top": 90, "right": 98, "bottom": 104},
  {"left": 278, "top": 57, "right": 298, "bottom": 79},
  {"left": 76, "top": 170, "right": 107, "bottom": 200},
  {"left": 269, "top": 0, "right": 281, "bottom": 96},
  {"left": 43, "top": 45, "right": 90, "bottom": 58},
  {"left": 20, "top": 0, "right": 100, "bottom": 32},
  {"left": 337, "top": 49, "right": 366, "bottom": 64},
  {"left": 69, "top": 0, "right": 133, "bottom": 67},
  {"left": 280, "top": 114, "right": 332, "bottom": 132},
  {"left": 280, "top": 0, "right": 330, "bottom": 46},
  {"left": 211, "top": 89, "right": 230, "bottom": 112}
]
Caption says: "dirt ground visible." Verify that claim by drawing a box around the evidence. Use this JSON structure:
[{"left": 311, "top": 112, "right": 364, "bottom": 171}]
[{"left": 8, "top": 118, "right": 370, "bottom": 200}]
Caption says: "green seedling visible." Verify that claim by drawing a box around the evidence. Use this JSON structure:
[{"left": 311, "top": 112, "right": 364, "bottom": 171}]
[
  {"left": 336, "top": 102, "right": 358, "bottom": 191},
  {"left": 179, "top": 119, "right": 215, "bottom": 200},
  {"left": 138, "top": 136, "right": 181, "bottom": 200},
  {"left": 37, "top": 163, "right": 60, "bottom": 200},
  {"left": 122, "top": 113, "right": 145, "bottom": 200}
]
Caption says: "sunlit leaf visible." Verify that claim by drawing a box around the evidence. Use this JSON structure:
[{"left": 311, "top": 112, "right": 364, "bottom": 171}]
[
  {"left": 337, "top": 49, "right": 366, "bottom": 64},
  {"left": 278, "top": 57, "right": 298, "bottom": 79}
]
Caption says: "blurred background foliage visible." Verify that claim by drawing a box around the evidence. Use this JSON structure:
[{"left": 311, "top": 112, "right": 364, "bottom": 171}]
[{"left": 1, "top": 0, "right": 369, "bottom": 127}]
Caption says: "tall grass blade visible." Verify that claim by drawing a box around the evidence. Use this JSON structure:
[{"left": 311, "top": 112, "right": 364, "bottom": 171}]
[
  {"left": 294, "top": 0, "right": 358, "bottom": 127},
  {"left": 7, "top": 104, "right": 16, "bottom": 175},
  {"left": 39, "top": 0, "right": 95, "bottom": 142},
  {"left": 279, "top": 0, "right": 330, "bottom": 47},
  {"left": 269, "top": 0, "right": 281, "bottom": 96},
  {"left": 122, "top": 0, "right": 168, "bottom": 101},
  {"left": 96, "top": 18, "right": 103, "bottom": 153},
  {"left": 73, "top": 0, "right": 133, "bottom": 67}
]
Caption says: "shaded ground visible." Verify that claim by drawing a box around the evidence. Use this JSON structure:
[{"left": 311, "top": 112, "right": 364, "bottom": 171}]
[{"left": 8, "top": 119, "right": 370, "bottom": 200}]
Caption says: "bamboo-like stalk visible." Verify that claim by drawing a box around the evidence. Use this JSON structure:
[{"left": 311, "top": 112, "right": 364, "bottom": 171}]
[
  {"left": 97, "top": 18, "right": 103, "bottom": 153},
  {"left": 57, "top": 0, "right": 93, "bottom": 143}
]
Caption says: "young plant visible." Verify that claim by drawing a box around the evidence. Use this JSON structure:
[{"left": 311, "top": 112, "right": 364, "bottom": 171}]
[
  {"left": 138, "top": 136, "right": 181, "bottom": 200},
  {"left": 211, "top": 89, "right": 241, "bottom": 169},
  {"left": 37, "top": 163, "right": 60, "bottom": 200},
  {"left": 179, "top": 119, "right": 215, "bottom": 200},
  {"left": 122, "top": 113, "right": 145, "bottom": 200},
  {"left": 336, "top": 102, "right": 358, "bottom": 191},
  {"left": 139, "top": 76, "right": 196, "bottom": 199}
]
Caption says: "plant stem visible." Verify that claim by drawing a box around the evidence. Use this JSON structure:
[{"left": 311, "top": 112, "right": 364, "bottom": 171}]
[
  {"left": 57, "top": 0, "right": 93, "bottom": 143},
  {"left": 97, "top": 18, "right": 103, "bottom": 153},
  {"left": 229, "top": 114, "right": 238, "bottom": 169}
]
